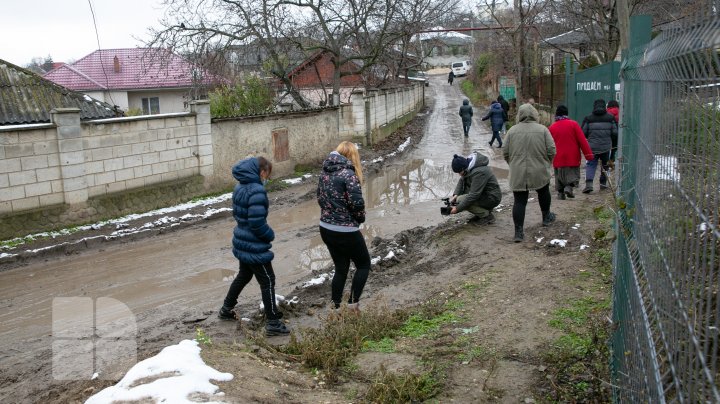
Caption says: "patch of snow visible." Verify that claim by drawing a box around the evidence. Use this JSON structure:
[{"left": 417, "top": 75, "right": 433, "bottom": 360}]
[
  {"left": 384, "top": 250, "right": 396, "bottom": 260},
  {"left": 302, "top": 273, "right": 329, "bottom": 288},
  {"left": 282, "top": 177, "right": 303, "bottom": 185},
  {"left": 260, "top": 294, "right": 286, "bottom": 311},
  {"left": 550, "top": 239, "right": 567, "bottom": 247},
  {"left": 580, "top": 244, "right": 589, "bottom": 250},
  {"left": 536, "top": 237, "right": 544, "bottom": 243},
  {"left": 651, "top": 155, "right": 680, "bottom": 181},
  {"left": 91, "top": 372, "right": 99, "bottom": 380},
  {"left": 396, "top": 137, "right": 411, "bottom": 153},
  {"left": 85, "top": 340, "right": 232, "bottom": 404},
  {"left": 0, "top": 252, "right": 17, "bottom": 259},
  {"left": 371, "top": 256, "right": 382, "bottom": 265}
]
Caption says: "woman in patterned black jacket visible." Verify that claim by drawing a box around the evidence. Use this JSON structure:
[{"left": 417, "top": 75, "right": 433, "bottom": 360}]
[{"left": 316, "top": 141, "right": 370, "bottom": 312}]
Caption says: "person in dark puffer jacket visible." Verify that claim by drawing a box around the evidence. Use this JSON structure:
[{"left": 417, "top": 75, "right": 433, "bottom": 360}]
[
  {"left": 448, "top": 152, "right": 502, "bottom": 225},
  {"left": 482, "top": 100, "right": 507, "bottom": 147},
  {"left": 581, "top": 99, "right": 618, "bottom": 193},
  {"left": 317, "top": 141, "right": 370, "bottom": 312},
  {"left": 459, "top": 99, "right": 473, "bottom": 137},
  {"left": 218, "top": 156, "right": 290, "bottom": 336}
]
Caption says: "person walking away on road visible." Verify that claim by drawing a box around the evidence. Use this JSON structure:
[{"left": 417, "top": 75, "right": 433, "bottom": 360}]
[
  {"left": 317, "top": 141, "right": 370, "bottom": 313},
  {"left": 497, "top": 95, "right": 510, "bottom": 135},
  {"left": 448, "top": 152, "right": 502, "bottom": 225},
  {"left": 605, "top": 100, "right": 620, "bottom": 169},
  {"left": 448, "top": 70, "right": 455, "bottom": 85},
  {"left": 219, "top": 156, "right": 290, "bottom": 336},
  {"left": 548, "top": 105, "right": 594, "bottom": 200},
  {"left": 459, "top": 99, "right": 473, "bottom": 137},
  {"left": 580, "top": 99, "right": 618, "bottom": 193},
  {"left": 503, "top": 103, "right": 557, "bottom": 242},
  {"left": 482, "top": 100, "right": 507, "bottom": 147}
]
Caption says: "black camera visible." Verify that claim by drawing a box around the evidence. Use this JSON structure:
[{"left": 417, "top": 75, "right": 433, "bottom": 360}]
[{"left": 440, "top": 197, "right": 457, "bottom": 215}]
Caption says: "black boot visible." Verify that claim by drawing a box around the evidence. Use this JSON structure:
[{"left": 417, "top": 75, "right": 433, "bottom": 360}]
[
  {"left": 582, "top": 180, "right": 593, "bottom": 194},
  {"left": 513, "top": 226, "right": 524, "bottom": 243},
  {"left": 542, "top": 211, "right": 556, "bottom": 226},
  {"left": 558, "top": 192, "right": 566, "bottom": 200},
  {"left": 265, "top": 319, "right": 291, "bottom": 336},
  {"left": 218, "top": 306, "right": 237, "bottom": 321}
]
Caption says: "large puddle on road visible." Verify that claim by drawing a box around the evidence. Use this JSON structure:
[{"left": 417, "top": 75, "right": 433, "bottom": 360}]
[{"left": 0, "top": 77, "right": 510, "bottom": 344}]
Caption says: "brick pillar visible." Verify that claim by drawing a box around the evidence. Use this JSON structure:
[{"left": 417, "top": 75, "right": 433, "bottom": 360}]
[
  {"left": 190, "top": 100, "right": 214, "bottom": 181},
  {"left": 51, "top": 108, "right": 88, "bottom": 204}
]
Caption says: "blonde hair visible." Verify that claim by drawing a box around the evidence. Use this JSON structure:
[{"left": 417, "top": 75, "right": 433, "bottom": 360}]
[{"left": 336, "top": 141, "right": 363, "bottom": 184}]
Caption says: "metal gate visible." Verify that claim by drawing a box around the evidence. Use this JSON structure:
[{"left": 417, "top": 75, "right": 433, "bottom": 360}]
[{"left": 564, "top": 58, "right": 621, "bottom": 121}]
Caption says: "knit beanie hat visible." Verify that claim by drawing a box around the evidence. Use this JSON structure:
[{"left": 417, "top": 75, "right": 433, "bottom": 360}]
[
  {"left": 555, "top": 105, "right": 569, "bottom": 116},
  {"left": 451, "top": 154, "right": 470, "bottom": 173}
]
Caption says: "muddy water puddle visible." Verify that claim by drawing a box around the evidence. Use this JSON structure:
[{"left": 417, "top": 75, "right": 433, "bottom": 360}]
[{"left": 0, "top": 77, "right": 510, "bottom": 347}]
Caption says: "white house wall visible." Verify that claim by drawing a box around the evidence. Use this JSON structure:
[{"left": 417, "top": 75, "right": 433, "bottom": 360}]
[{"left": 127, "top": 89, "right": 189, "bottom": 114}]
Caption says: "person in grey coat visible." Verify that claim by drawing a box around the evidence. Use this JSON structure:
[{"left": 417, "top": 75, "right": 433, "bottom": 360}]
[
  {"left": 448, "top": 152, "right": 502, "bottom": 225},
  {"left": 459, "top": 99, "right": 473, "bottom": 137},
  {"left": 503, "top": 104, "right": 557, "bottom": 242},
  {"left": 580, "top": 99, "right": 618, "bottom": 193}
]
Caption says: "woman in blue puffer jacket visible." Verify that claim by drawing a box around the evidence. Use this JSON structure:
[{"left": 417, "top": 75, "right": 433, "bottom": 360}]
[
  {"left": 317, "top": 141, "right": 370, "bottom": 312},
  {"left": 482, "top": 100, "right": 508, "bottom": 147},
  {"left": 218, "top": 156, "right": 290, "bottom": 336}
]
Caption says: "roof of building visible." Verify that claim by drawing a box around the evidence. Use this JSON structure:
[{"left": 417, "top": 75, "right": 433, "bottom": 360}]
[
  {"left": 43, "top": 48, "right": 206, "bottom": 91},
  {"left": 544, "top": 25, "right": 605, "bottom": 47},
  {"left": 415, "top": 28, "right": 475, "bottom": 45},
  {"left": 0, "top": 59, "right": 120, "bottom": 126}
]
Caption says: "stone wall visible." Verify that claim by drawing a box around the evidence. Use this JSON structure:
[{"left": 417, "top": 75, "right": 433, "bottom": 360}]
[{"left": 0, "top": 84, "right": 425, "bottom": 239}]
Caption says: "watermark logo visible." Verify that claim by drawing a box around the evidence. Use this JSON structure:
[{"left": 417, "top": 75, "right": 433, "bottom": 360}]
[{"left": 52, "top": 297, "right": 137, "bottom": 380}]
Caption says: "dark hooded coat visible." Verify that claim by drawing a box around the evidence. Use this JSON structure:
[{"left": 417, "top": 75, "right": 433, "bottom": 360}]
[
  {"left": 317, "top": 151, "right": 366, "bottom": 228},
  {"left": 231, "top": 157, "right": 275, "bottom": 264},
  {"left": 581, "top": 100, "right": 618, "bottom": 154},
  {"left": 453, "top": 152, "right": 502, "bottom": 212},
  {"left": 482, "top": 101, "right": 507, "bottom": 131},
  {"left": 459, "top": 99, "right": 473, "bottom": 123}
]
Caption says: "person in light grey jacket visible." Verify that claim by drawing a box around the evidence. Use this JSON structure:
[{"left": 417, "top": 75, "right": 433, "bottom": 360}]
[{"left": 503, "top": 103, "right": 557, "bottom": 242}]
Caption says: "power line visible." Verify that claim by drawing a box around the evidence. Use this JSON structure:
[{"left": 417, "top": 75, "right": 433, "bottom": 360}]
[{"left": 87, "top": 0, "right": 117, "bottom": 108}]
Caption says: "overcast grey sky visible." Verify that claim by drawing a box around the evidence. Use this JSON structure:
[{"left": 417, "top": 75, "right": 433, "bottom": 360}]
[{"left": 1, "top": 0, "right": 167, "bottom": 67}]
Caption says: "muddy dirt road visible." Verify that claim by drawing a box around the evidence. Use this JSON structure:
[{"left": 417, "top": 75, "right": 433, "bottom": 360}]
[{"left": 1, "top": 74, "right": 613, "bottom": 403}]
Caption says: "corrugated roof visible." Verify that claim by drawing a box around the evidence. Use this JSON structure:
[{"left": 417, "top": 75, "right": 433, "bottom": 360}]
[
  {"left": 0, "top": 59, "right": 120, "bottom": 126},
  {"left": 43, "top": 48, "right": 206, "bottom": 91}
]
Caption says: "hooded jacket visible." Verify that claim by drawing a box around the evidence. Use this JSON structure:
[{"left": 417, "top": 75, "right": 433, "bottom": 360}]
[
  {"left": 503, "top": 104, "right": 556, "bottom": 191},
  {"left": 459, "top": 99, "right": 473, "bottom": 123},
  {"left": 317, "top": 151, "right": 366, "bottom": 229},
  {"left": 497, "top": 95, "right": 510, "bottom": 114},
  {"left": 549, "top": 118, "right": 594, "bottom": 168},
  {"left": 581, "top": 100, "right": 618, "bottom": 154},
  {"left": 231, "top": 157, "right": 275, "bottom": 264},
  {"left": 482, "top": 101, "right": 507, "bottom": 131},
  {"left": 453, "top": 152, "right": 502, "bottom": 212}
]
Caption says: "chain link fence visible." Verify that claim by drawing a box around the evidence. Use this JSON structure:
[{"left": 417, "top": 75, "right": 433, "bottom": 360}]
[{"left": 612, "top": 10, "right": 720, "bottom": 402}]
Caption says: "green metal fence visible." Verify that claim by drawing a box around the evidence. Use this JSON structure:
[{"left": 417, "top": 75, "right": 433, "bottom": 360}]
[{"left": 612, "top": 11, "right": 720, "bottom": 402}]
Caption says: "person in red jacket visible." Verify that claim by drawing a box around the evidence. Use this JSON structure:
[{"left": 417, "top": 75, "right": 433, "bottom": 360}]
[
  {"left": 549, "top": 105, "right": 594, "bottom": 199},
  {"left": 606, "top": 100, "right": 620, "bottom": 167}
]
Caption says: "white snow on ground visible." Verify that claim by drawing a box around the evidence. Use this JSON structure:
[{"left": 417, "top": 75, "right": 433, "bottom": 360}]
[
  {"left": 571, "top": 223, "right": 580, "bottom": 230},
  {"left": 302, "top": 273, "right": 330, "bottom": 288},
  {"left": 282, "top": 173, "right": 313, "bottom": 185},
  {"left": 364, "top": 137, "right": 412, "bottom": 164},
  {"left": 651, "top": 155, "right": 680, "bottom": 181},
  {"left": 85, "top": 340, "right": 232, "bottom": 404},
  {"left": 0, "top": 252, "right": 16, "bottom": 259},
  {"left": 550, "top": 239, "right": 568, "bottom": 247},
  {"left": 536, "top": 237, "right": 544, "bottom": 243},
  {"left": 580, "top": 244, "right": 589, "bottom": 250},
  {"left": 371, "top": 256, "right": 382, "bottom": 265},
  {"left": 259, "top": 294, "right": 299, "bottom": 311},
  {"left": 384, "top": 250, "right": 396, "bottom": 260}
]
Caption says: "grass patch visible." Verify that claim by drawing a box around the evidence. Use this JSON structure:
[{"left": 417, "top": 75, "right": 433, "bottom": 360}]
[
  {"left": 264, "top": 178, "right": 289, "bottom": 192},
  {"left": 364, "top": 367, "right": 442, "bottom": 403},
  {"left": 279, "top": 306, "right": 409, "bottom": 381},
  {"left": 362, "top": 337, "right": 396, "bottom": 353},
  {"left": 400, "top": 310, "right": 459, "bottom": 339}
]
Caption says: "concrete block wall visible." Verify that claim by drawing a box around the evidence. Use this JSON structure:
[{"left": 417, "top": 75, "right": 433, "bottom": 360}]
[
  {"left": 211, "top": 108, "right": 342, "bottom": 187},
  {"left": 0, "top": 125, "right": 63, "bottom": 213}
]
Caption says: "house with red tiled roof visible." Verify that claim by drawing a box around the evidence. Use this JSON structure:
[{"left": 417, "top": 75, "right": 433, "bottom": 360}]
[{"left": 44, "top": 48, "right": 214, "bottom": 114}]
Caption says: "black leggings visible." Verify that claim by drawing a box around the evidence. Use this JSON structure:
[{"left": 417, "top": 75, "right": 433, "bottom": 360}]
[
  {"left": 223, "top": 261, "right": 282, "bottom": 320},
  {"left": 512, "top": 183, "right": 551, "bottom": 228},
  {"left": 319, "top": 227, "right": 371, "bottom": 307}
]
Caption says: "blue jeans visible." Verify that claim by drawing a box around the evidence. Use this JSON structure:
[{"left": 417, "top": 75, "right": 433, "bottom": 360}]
[{"left": 585, "top": 152, "right": 610, "bottom": 184}]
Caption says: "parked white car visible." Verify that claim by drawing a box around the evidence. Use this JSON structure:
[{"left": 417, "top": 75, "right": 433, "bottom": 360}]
[{"left": 451, "top": 61, "right": 469, "bottom": 77}]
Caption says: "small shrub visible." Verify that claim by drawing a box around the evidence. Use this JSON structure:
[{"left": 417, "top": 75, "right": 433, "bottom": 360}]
[
  {"left": 210, "top": 75, "right": 275, "bottom": 117},
  {"left": 364, "top": 367, "right": 442, "bottom": 403}
]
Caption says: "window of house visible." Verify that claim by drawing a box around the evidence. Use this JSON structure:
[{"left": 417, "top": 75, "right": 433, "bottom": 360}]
[
  {"left": 141, "top": 97, "right": 160, "bottom": 115},
  {"left": 579, "top": 45, "right": 589, "bottom": 58}
]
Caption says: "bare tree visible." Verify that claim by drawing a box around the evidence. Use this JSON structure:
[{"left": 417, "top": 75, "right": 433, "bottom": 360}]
[{"left": 479, "top": 0, "right": 547, "bottom": 99}]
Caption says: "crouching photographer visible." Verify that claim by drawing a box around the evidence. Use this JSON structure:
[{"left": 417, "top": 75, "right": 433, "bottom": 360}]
[{"left": 447, "top": 152, "right": 502, "bottom": 225}]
